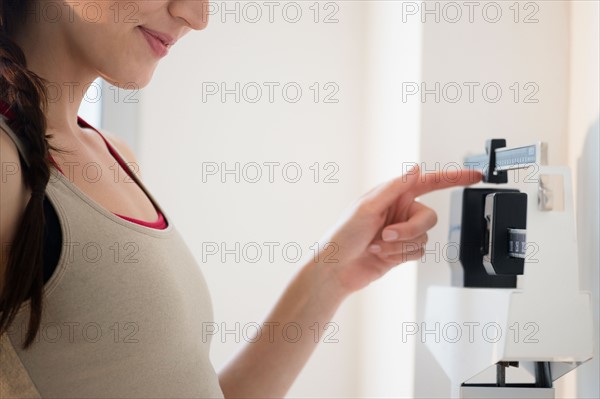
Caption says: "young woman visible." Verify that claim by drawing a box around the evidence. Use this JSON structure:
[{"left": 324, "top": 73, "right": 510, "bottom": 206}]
[{"left": 0, "top": 1, "right": 481, "bottom": 398}]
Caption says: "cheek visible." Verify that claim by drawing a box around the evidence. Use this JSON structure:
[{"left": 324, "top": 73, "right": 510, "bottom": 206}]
[
  {"left": 63, "top": 2, "right": 132, "bottom": 55},
  {"left": 59, "top": 1, "right": 179, "bottom": 92},
  {"left": 67, "top": 1, "right": 122, "bottom": 24},
  {"left": 63, "top": 3, "right": 159, "bottom": 88},
  {"left": 65, "top": 1, "right": 145, "bottom": 44}
]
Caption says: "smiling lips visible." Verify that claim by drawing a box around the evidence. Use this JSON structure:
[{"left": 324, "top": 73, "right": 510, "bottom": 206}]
[{"left": 139, "top": 26, "right": 176, "bottom": 58}]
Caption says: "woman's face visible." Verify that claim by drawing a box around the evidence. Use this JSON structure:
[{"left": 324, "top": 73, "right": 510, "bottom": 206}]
[{"left": 40, "top": 0, "right": 209, "bottom": 88}]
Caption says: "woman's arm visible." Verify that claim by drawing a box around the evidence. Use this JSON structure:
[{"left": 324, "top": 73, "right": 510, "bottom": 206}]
[
  {"left": 218, "top": 166, "right": 482, "bottom": 398},
  {"left": 218, "top": 258, "right": 347, "bottom": 398}
]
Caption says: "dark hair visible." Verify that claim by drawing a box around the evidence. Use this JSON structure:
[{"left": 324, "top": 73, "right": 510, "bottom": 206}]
[{"left": 0, "top": 0, "right": 68, "bottom": 349}]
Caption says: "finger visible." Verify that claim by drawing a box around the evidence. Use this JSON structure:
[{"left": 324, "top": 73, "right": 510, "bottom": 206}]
[
  {"left": 362, "top": 165, "right": 421, "bottom": 214},
  {"left": 410, "top": 168, "right": 482, "bottom": 198},
  {"left": 380, "top": 202, "right": 437, "bottom": 241},
  {"left": 369, "top": 233, "right": 428, "bottom": 256}
]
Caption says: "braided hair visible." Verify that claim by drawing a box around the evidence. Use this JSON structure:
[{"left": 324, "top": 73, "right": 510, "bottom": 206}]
[{"left": 0, "top": 0, "right": 67, "bottom": 350}]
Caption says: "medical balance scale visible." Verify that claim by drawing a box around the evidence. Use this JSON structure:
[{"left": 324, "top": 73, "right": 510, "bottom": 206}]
[{"left": 424, "top": 139, "right": 594, "bottom": 398}]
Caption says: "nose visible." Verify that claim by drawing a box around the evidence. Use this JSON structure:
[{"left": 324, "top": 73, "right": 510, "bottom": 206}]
[{"left": 169, "top": 0, "right": 210, "bottom": 31}]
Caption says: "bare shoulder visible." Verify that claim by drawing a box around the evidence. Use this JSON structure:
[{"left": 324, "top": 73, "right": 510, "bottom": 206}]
[{"left": 97, "top": 128, "right": 143, "bottom": 180}]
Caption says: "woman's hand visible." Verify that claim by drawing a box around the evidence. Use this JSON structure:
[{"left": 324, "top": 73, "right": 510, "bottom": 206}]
[
  {"left": 318, "top": 165, "right": 482, "bottom": 294},
  {"left": 219, "top": 165, "right": 482, "bottom": 399}
]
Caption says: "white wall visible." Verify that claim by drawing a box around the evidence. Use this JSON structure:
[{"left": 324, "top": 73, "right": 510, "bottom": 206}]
[
  {"left": 358, "top": 2, "right": 421, "bottom": 397},
  {"left": 78, "top": 78, "right": 103, "bottom": 127}
]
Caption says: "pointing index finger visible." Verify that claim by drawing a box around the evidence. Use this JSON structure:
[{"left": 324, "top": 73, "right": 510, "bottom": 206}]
[{"left": 409, "top": 167, "right": 483, "bottom": 198}]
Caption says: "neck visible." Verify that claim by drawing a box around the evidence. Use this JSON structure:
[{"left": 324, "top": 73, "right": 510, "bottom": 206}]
[{"left": 11, "top": 17, "right": 99, "bottom": 141}]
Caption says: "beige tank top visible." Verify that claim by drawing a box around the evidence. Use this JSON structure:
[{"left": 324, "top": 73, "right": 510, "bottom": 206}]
[{"left": 0, "top": 116, "right": 224, "bottom": 399}]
